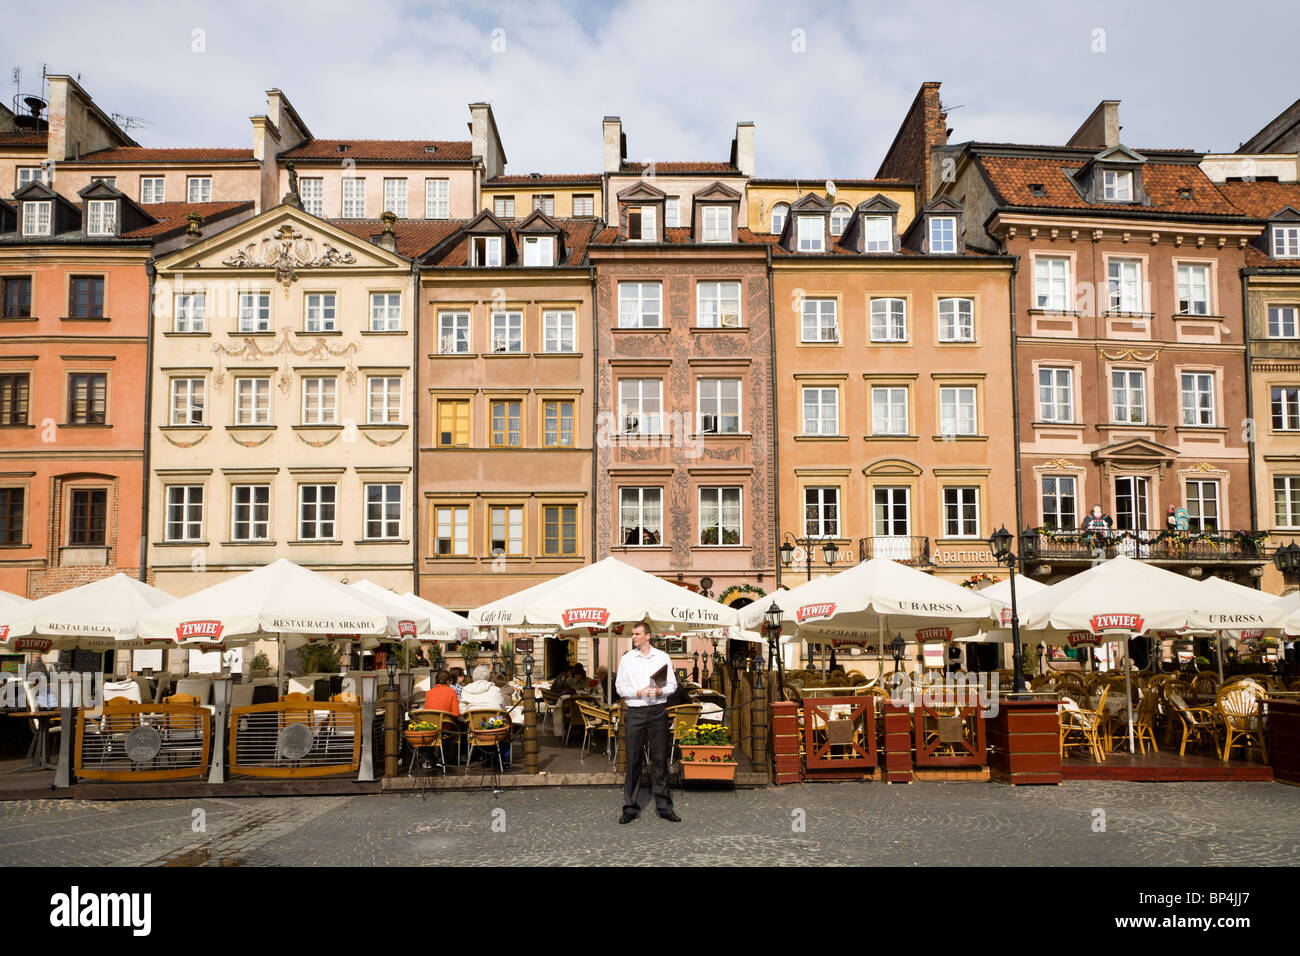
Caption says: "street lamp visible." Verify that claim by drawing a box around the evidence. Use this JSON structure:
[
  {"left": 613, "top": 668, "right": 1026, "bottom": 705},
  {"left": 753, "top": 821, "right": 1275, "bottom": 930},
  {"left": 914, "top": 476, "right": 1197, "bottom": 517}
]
[
  {"left": 781, "top": 531, "right": 838, "bottom": 584},
  {"left": 523, "top": 652, "right": 534, "bottom": 690},
  {"left": 989, "top": 525, "right": 1027, "bottom": 694},
  {"left": 1273, "top": 541, "right": 1300, "bottom": 581},
  {"left": 764, "top": 602, "right": 785, "bottom": 695},
  {"left": 890, "top": 633, "right": 906, "bottom": 672},
  {"left": 385, "top": 652, "right": 398, "bottom": 692}
]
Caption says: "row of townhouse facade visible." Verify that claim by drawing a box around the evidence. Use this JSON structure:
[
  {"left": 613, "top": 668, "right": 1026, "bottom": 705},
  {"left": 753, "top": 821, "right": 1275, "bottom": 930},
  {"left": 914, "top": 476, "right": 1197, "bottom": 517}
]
[{"left": 3, "top": 76, "right": 1300, "bottom": 648}]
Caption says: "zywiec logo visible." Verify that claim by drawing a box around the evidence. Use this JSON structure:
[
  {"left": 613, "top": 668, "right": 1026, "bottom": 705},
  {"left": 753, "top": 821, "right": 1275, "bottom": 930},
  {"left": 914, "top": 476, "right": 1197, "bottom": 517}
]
[
  {"left": 1000, "top": 609, "right": 1013, "bottom": 626},
  {"left": 561, "top": 607, "right": 610, "bottom": 629},
  {"left": 916, "top": 626, "right": 953, "bottom": 642},
  {"left": 1088, "top": 614, "right": 1145, "bottom": 634},
  {"left": 796, "top": 603, "right": 836, "bottom": 623},
  {"left": 1240, "top": 628, "right": 1264, "bottom": 640},
  {"left": 49, "top": 885, "right": 151, "bottom": 937},
  {"left": 13, "top": 637, "right": 52, "bottom": 653},
  {"left": 397, "top": 620, "right": 417, "bottom": 638},
  {"left": 175, "top": 620, "right": 224, "bottom": 642},
  {"left": 1067, "top": 630, "right": 1100, "bottom": 648},
  {"left": 0, "top": 624, "right": 7, "bottom": 641}
]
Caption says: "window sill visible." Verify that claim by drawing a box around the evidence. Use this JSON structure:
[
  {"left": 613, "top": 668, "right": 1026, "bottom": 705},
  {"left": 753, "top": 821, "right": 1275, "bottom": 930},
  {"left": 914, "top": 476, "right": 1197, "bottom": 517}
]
[
  {"left": 360, "top": 329, "right": 407, "bottom": 336},
  {"left": 288, "top": 539, "right": 344, "bottom": 546},
  {"left": 865, "top": 434, "right": 918, "bottom": 441},
  {"left": 0, "top": 543, "right": 33, "bottom": 550},
  {"left": 429, "top": 352, "right": 478, "bottom": 359},
  {"left": 226, "top": 424, "right": 277, "bottom": 431},
  {"left": 692, "top": 432, "right": 751, "bottom": 440},
  {"left": 868, "top": 339, "right": 911, "bottom": 346},
  {"left": 534, "top": 351, "right": 583, "bottom": 358},
  {"left": 691, "top": 326, "right": 748, "bottom": 333},
  {"left": 1032, "top": 420, "right": 1084, "bottom": 428},
  {"left": 0, "top": 424, "right": 35, "bottom": 429},
  {"left": 228, "top": 330, "right": 275, "bottom": 337},
  {"left": 220, "top": 540, "right": 277, "bottom": 547},
  {"left": 483, "top": 351, "right": 529, "bottom": 358},
  {"left": 611, "top": 327, "right": 669, "bottom": 334},
  {"left": 355, "top": 538, "right": 410, "bottom": 545},
  {"left": 359, "top": 423, "right": 408, "bottom": 430},
  {"left": 295, "top": 330, "right": 342, "bottom": 337},
  {"left": 153, "top": 540, "right": 209, "bottom": 548},
  {"left": 688, "top": 545, "right": 750, "bottom": 552},
  {"left": 936, "top": 339, "right": 978, "bottom": 346},
  {"left": 162, "top": 331, "right": 211, "bottom": 337},
  {"left": 794, "top": 435, "right": 849, "bottom": 442},
  {"left": 608, "top": 545, "right": 671, "bottom": 553},
  {"left": 1104, "top": 311, "right": 1155, "bottom": 320},
  {"left": 1027, "top": 309, "right": 1085, "bottom": 318},
  {"left": 292, "top": 424, "right": 343, "bottom": 431},
  {"left": 160, "top": 425, "right": 211, "bottom": 432},
  {"left": 797, "top": 340, "right": 842, "bottom": 347},
  {"left": 930, "top": 434, "right": 987, "bottom": 442},
  {"left": 1174, "top": 425, "right": 1226, "bottom": 434},
  {"left": 58, "top": 422, "right": 112, "bottom": 428},
  {"left": 60, "top": 315, "right": 111, "bottom": 322},
  {"left": 0, "top": 315, "right": 37, "bottom": 322},
  {"left": 1172, "top": 313, "right": 1224, "bottom": 322}
]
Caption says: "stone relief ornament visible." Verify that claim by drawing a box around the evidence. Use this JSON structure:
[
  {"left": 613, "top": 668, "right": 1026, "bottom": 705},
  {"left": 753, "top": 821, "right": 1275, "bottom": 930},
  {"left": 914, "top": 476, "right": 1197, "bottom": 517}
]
[
  {"left": 221, "top": 223, "right": 357, "bottom": 296},
  {"left": 212, "top": 327, "right": 360, "bottom": 395}
]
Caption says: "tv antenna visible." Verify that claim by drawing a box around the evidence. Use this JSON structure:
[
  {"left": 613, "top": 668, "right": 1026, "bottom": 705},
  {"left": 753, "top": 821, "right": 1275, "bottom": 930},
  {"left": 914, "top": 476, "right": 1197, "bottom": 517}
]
[{"left": 111, "top": 112, "right": 151, "bottom": 133}]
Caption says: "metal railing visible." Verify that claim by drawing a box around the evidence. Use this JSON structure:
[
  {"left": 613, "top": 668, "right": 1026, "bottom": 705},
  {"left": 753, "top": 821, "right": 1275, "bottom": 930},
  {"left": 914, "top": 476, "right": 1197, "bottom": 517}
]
[
  {"left": 1025, "top": 528, "right": 1264, "bottom": 563},
  {"left": 858, "top": 535, "right": 931, "bottom": 565},
  {"left": 74, "top": 703, "right": 211, "bottom": 781},
  {"left": 228, "top": 700, "right": 362, "bottom": 778}
]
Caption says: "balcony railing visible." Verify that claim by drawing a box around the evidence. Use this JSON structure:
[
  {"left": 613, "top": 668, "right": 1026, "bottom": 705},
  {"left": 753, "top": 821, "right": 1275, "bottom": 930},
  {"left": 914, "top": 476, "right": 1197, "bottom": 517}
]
[
  {"left": 1024, "top": 528, "right": 1266, "bottom": 563},
  {"left": 858, "top": 536, "right": 931, "bottom": 565}
]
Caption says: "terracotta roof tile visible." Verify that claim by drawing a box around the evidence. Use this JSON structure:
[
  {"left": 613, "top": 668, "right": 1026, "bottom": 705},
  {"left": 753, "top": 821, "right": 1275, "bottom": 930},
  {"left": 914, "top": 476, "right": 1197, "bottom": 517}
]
[
  {"left": 0, "top": 131, "right": 47, "bottom": 148},
  {"left": 329, "top": 219, "right": 464, "bottom": 259},
  {"left": 121, "top": 201, "right": 254, "bottom": 239},
  {"left": 484, "top": 173, "right": 601, "bottom": 186},
  {"left": 1216, "top": 180, "right": 1300, "bottom": 219},
  {"left": 1245, "top": 245, "right": 1300, "bottom": 270},
  {"left": 281, "top": 139, "right": 472, "bottom": 163},
  {"left": 749, "top": 177, "right": 912, "bottom": 187},
  {"left": 620, "top": 161, "right": 740, "bottom": 174},
  {"left": 410, "top": 218, "right": 598, "bottom": 267},
  {"left": 74, "top": 146, "right": 256, "bottom": 164},
  {"left": 588, "top": 226, "right": 773, "bottom": 247}
]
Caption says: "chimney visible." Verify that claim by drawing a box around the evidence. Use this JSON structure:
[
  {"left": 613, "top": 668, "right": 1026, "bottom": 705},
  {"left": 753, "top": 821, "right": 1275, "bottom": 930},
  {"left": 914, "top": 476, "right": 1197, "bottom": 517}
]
[
  {"left": 470, "top": 102, "right": 507, "bottom": 180},
  {"left": 877, "top": 81, "right": 950, "bottom": 199},
  {"left": 732, "top": 121, "right": 755, "bottom": 177},
  {"left": 603, "top": 116, "right": 624, "bottom": 174},
  {"left": 1067, "top": 100, "right": 1121, "bottom": 149},
  {"left": 375, "top": 211, "right": 398, "bottom": 252}
]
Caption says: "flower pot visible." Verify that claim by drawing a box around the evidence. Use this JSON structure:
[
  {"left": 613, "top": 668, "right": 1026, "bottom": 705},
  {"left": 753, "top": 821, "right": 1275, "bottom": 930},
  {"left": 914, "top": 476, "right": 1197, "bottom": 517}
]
[
  {"left": 679, "top": 743, "right": 737, "bottom": 781},
  {"left": 404, "top": 730, "right": 437, "bottom": 747}
]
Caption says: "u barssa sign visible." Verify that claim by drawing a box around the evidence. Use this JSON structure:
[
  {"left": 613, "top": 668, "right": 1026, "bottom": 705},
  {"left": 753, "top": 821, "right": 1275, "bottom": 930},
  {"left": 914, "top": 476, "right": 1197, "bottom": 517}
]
[
  {"left": 561, "top": 607, "right": 610, "bottom": 629},
  {"left": 897, "top": 601, "right": 965, "bottom": 613},
  {"left": 1206, "top": 614, "right": 1265, "bottom": 626},
  {"left": 1089, "top": 614, "right": 1145, "bottom": 634}
]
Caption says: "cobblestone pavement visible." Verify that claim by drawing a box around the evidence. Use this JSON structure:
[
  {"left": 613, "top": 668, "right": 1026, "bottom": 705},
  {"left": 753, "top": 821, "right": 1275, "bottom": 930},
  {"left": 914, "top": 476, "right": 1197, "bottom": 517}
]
[{"left": 1, "top": 782, "right": 1298, "bottom": 866}]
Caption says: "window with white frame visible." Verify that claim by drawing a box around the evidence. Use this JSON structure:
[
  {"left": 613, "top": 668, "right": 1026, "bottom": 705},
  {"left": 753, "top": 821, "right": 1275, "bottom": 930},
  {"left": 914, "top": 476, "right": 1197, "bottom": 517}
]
[
  {"left": 300, "top": 178, "right": 324, "bottom": 216},
  {"left": 698, "top": 378, "right": 740, "bottom": 434},
  {"left": 942, "top": 486, "right": 979, "bottom": 537},
  {"left": 364, "top": 483, "right": 403, "bottom": 539},
  {"left": 1041, "top": 475, "right": 1077, "bottom": 530},
  {"left": 1102, "top": 170, "right": 1133, "bottom": 201},
  {"left": 165, "top": 486, "right": 204, "bottom": 542},
  {"left": 543, "top": 310, "right": 576, "bottom": 352},
  {"left": 1180, "top": 372, "right": 1216, "bottom": 426},
  {"left": 238, "top": 292, "right": 270, "bottom": 332},
  {"left": 90, "top": 176, "right": 115, "bottom": 187},
  {"left": 699, "top": 487, "right": 741, "bottom": 546},
  {"left": 471, "top": 235, "right": 503, "bottom": 267},
  {"left": 573, "top": 194, "right": 595, "bottom": 218},
  {"left": 21, "top": 201, "right": 50, "bottom": 236},
  {"left": 1176, "top": 263, "right": 1211, "bottom": 315},
  {"left": 870, "top": 298, "right": 907, "bottom": 342},
  {"left": 301, "top": 377, "right": 337, "bottom": 425},
  {"left": 490, "top": 310, "right": 523, "bottom": 352},
  {"left": 298, "top": 484, "right": 336, "bottom": 540},
  {"left": 1269, "top": 305, "right": 1299, "bottom": 338},
  {"left": 863, "top": 215, "right": 892, "bottom": 252},
  {"left": 383, "top": 178, "right": 408, "bottom": 218},
  {"left": 770, "top": 202, "right": 789, "bottom": 235},
  {"left": 187, "top": 177, "right": 212, "bottom": 203},
  {"left": 230, "top": 484, "right": 270, "bottom": 541},
  {"left": 874, "top": 486, "right": 910, "bottom": 537},
  {"left": 928, "top": 216, "right": 957, "bottom": 253},
  {"left": 438, "top": 311, "right": 470, "bottom": 353},
  {"left": 619, "top": 487, "right": 662, "bottom": 546},
  {"left": 664, "top": 198, "right": 680, "bottom": 228},
  {"left": 369, "top": 292, "right": 401, "bottom": 332},
  {"left": 489, "top": 505, "right": 524, "bottom": 555},
  {"left": 829, "top": 204, "right": 851, "bottom": 236},
  {"left": 16, "top": 167, "right": 47, "bottom": 190},
  {"left": 234, "top": 377, "right": 270, "bottom": 425},
  {"left": 618, "top": 281, "right": 662, "bottom": 328},
  {"left": 871, "top": 386, "right": 908, "bottom": 435},
  {"left": 702, "top": 206, "right": 731, "bottom": 242},
  {"left": 1107, "top": 258, "right": 1142, "bottom": 312},
  {"left": 543, "top": 400, "right": 574, "bottom": 446},
  {"left": 1185, "top": 479, "right": 1219, "bottom": 532},
  {"left": 531, "top": 194, "right": 554, "bottom": 216},
  {"left": 619, "top": 379, "right": 662, "bottom": 435},
  {"left": 801, "top": 298, "right": 838, "bottom": 342},
  {"left": 174, "top": 292, "right": 206, "bottom": 332},
  {"left": 1274, "top": 224, "right": 1300, "bottom": 258},
  {"left": 1034, "top": 256, "right": 1070, "bottom": 311},
  {"left": 627, "top": 204, "right": 658, "bottom": 241},
  {"left": 797, "top": 216, "right": 824, "bottom": 252},
  {"left": 493, "top": 196, "right": 515, "bottom": 219},
  {"left": 939, "top": 386, "right": 977, "bottom": 436},
  {"left": 341, "top": 177, "right": 365, "bottom": 218},
  {"left": 170, "top": 377, "right": 205, "bottom": 425},
  {"left": 1275, "top": 475, "right": 1300, "bottom": 527},
  {"left": 1273, "top": 386, "right": 1300, "bottom": 431},
  {"left": 697, "top": 281, "right": 741, "bottom": 328},
  {"left": 304, "top": 293, "right": 336, "bottom": 332},
  {"left": 804, "top": 487, "right": 839, "bottom": 538},
  {"left": 1038, "top": 367, "right": 1074, "bottom": 422},
  {"left": 424, "top": 178, "right": 449, "bottom": 219},
  {"left": 367, "top": 376, "right": 402, "bottom": 424},
  {"left": 86, "top": 200, "right": 117, "bottom": 236},
  {"left": 802, "top": 386, "right": 838, "bottom": 435},
  {"left": 938, "top": 297, "right": 974, "bottom": 342},
  {"left": 1111, "top": 369, "right": 1147, "bottom": 423},
  {"left": 433, "top": 505, "right": 469, "bottom": 555},
  {"left": 140, "top": 177, "right": 165, "bottom": 204},
  {"left": 522, "top": 235, "right": 555, "bottom": 266}
]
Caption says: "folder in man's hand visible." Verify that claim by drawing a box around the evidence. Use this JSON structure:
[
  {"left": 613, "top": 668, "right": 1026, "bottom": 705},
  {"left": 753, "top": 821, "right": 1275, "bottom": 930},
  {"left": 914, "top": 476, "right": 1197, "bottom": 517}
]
[{"left": 650, "top": 664, "right": 669, "bottom": 688}]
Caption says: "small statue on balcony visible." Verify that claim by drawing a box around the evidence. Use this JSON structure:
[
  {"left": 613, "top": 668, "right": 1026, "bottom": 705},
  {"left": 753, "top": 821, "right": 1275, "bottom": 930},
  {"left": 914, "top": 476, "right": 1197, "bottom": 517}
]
[{"left": 1080, "top": 504, "right": 1113, "bottom": 532}]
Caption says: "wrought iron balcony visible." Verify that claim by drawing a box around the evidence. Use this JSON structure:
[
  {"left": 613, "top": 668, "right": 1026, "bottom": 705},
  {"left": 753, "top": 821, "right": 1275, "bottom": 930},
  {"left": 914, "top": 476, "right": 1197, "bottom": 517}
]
[
  {"left": 1022, "top": 528, "right": 1267, "bottom": 564},
  {"left": 858, "top": 535, "right": 931, "bottom": 565}
]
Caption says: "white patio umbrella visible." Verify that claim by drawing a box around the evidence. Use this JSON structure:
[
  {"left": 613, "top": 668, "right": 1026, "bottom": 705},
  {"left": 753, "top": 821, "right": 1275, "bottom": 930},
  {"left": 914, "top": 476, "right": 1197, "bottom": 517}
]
[
  {"left": 0, "top": 574, "right": 175, "bottom": 653},
  {"left": 1198, "top": 577, "right": 1282, "bottom": 680},
  {"left": 1271, "top": 589, "right": 1300, "bottom": 636},
  {"left": 347, "top": 580, "right": 470, "bottom": 645}
]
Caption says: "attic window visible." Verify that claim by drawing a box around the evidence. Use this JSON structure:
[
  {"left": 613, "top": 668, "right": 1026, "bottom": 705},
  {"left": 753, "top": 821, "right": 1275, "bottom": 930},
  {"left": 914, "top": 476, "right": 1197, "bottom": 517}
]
[
  {"left": 1101, "top": 169, "right": 1133, "bottom": 201},
  {"left": 627, "top": 205, "right": 657, "bottom": 242},
  {"left": 86, "top": 199, "right": 117, "bottom": 237},
  {"left": 336, "top": 144, "right": 349, "bottom": 153},
  {"left": 424, "top": 146, "right": 437, "bottom": 154},
  {"left": 471, "top": 235, "right": 503, "bottom": 267},
  {"left": 1028, "top": 183, "right": 1046, "bottom": 197},
  {"left": 1177, "top": 187, "right": 1193, "bottom": 200},
  {"left": 21, "top": 200, "right": 51, "bottom": 237}
]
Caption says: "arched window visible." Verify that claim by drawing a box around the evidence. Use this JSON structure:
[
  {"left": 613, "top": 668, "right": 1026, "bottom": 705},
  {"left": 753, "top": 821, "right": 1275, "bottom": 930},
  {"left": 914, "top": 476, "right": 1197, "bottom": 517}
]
[
  {"left": 830, "top": 203, "right": 852, "bottom": 236},
  {"left": 771, "top": 202, "right": 789, "bottom": 235}
]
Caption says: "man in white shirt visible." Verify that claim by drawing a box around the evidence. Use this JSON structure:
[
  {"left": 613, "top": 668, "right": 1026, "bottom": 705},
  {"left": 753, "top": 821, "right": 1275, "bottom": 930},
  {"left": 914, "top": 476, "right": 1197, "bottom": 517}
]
[{"left": 614, "top": 621, "right": 680, "bottom": 823}]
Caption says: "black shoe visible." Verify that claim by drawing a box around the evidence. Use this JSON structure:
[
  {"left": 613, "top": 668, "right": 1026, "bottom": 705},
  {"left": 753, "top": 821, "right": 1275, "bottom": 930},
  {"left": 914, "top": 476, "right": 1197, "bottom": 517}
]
[
  {"left": 657, "top": 810, "right": 682, "bottom": 822},
  {"left": 619, "top": 810, "right": 638, "bottom": 824}
]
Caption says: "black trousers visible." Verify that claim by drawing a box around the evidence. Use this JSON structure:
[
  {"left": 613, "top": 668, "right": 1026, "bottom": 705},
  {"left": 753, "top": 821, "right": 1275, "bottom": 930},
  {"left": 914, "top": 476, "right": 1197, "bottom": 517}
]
[{"left": 622, "top": 704, "right": 672, "bottom": 813}]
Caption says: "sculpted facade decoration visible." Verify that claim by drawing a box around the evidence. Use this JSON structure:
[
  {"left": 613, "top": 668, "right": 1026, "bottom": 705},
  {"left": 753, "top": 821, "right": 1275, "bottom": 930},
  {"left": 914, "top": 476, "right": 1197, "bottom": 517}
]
[{"left": 219, "top": 224, "right": 358, "bottom": 295}]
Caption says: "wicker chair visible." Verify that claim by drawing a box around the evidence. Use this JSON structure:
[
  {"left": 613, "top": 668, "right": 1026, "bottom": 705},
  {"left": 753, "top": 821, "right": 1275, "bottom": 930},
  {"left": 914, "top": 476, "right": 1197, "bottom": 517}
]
[
  {"left": 1060, "top": 685, "right": 1109, "bottom": 762},
  {"left": 1191, "top": 671, "right": 1220, "bottom": 704},
  {"left": 463, "top": 708, "right": 510, "bottom": 772},
  {"left": 1132, "top": 687, "right": 1159, "bottom": 754},
  {"left": 1167, "top": 688, "right": 1220, "bottom": 757},
  {"left": 575, "top": 701, "right": 615, "bottom": 760},
  {"left": 1216, "top": 684, "right": 1267, "bottom": 764}
]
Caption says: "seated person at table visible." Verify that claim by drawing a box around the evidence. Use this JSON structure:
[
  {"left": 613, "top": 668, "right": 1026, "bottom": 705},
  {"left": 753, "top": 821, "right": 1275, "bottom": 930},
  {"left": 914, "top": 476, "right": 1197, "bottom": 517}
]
[
  {"left": 422, "top": 670, "right": 460, "bottom": 716},
  {"left": 448, "top": 667, "right": 467, "bottom": 699},
  {"left": 491, "top": 673, "right": 516, "bottom": 709},
  {"left": 551, "top": 665, "right": 579, "bottom": 695},
  {"left": 593, "top": 666, "right": 610, "bottom": 701},
  {"left": 460, "top": 666, "right": 505, "bottom": 712}
]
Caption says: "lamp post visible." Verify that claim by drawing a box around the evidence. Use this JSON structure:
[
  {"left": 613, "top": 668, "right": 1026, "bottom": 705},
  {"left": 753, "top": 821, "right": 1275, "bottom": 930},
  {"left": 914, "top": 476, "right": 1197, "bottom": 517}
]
[
  {"left": 890, "top": 632, "right": 906, "bottom": 696},
  {"left": 780, "top": 531, "right": 839, "bottom": 585},
  {"left": 989, "top": 525, "right": 1029, "bottom": 695},
  {"left": 384, "top": 653, "right": 400, "bottom": 778},
  {"left": 521, "top": 651, "right": 538, "bottom": 775},
  {"left": 1273, "top": 541, "right": 1300, "bottom": 585},
  {"left": 764, "top": 602, "right": 785, "bottom": 696}
]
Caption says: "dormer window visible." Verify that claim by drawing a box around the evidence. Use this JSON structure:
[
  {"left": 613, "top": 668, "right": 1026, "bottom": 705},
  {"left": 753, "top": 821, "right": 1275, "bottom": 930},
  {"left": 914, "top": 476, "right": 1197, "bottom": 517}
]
[
  {"left": 187, "top": 177, "right": 213, "bottom": 203},
  {"left": 1101, "top": 170, "right": 1133, "bottom": 201},
  {"left": 771, "top": 202, "right": 789, "bottom": 235},
  {"left": 863, "top": 215, "right": 893, "bottom": 252},
  {"left": 86, "top": 199, "right": 117, "bottom": 237},
  {"left": 830, "top": 204, "right": 851, "bottom": 236},
  {"left": 664, "top": 198, "right": 680, "bottom": 228},
  {"left": 702, "top": 206, "right": 731, "bottom": 243},
  {"left": 22, "top": 201, "right": 51, "bottom": 236},
  {"left": 522, "top": 235, "right": 555, "bottom": 266},
  {"left": 1274, "top": 224, "right": 1300, "bottom": 259},
  {"left": 928, "top": 216, "right": 957, "bottom": 253},
  {"left": 628, "top": 205, "right": 657, "bottom": 242},
  {"left": 472, "top": 235, "right": 503, "bottom": 267},
  {"left": 797, "top": 216, "right": 824, "bottom": 252}
]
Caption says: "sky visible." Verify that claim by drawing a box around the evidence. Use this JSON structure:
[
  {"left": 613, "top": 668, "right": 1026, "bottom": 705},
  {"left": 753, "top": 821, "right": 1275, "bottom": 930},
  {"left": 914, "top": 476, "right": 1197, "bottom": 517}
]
[{"left": 3, "top": 0, "right": 1298, "bottom": 178}]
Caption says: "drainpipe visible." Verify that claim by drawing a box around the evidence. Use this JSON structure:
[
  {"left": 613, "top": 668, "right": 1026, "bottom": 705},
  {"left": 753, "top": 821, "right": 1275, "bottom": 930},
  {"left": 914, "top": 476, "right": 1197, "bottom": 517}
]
[
  {"left": 589, "top": 263, "right": 599, "bottom": 565},
  {"left": 139, "top": 257, "right": 156, "bottom": 584},
  {"left": 1241, "top": 269, "right": 1259, "bottom": 541},
  {"left": 1009, "top": 256, "right": 1024, "bottom": 548},
  {"left": 411, "top": 258, "right": 421, "bottom": 593},
  {"left": 766, "top": 245, "right": 780, "bottom": 589}
]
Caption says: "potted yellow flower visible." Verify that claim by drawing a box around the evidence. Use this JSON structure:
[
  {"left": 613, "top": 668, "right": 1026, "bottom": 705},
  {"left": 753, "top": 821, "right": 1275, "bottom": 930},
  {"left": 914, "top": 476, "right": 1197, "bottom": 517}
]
[{"left": 678, "top": 723, "right": 736, "bottom": 782}]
